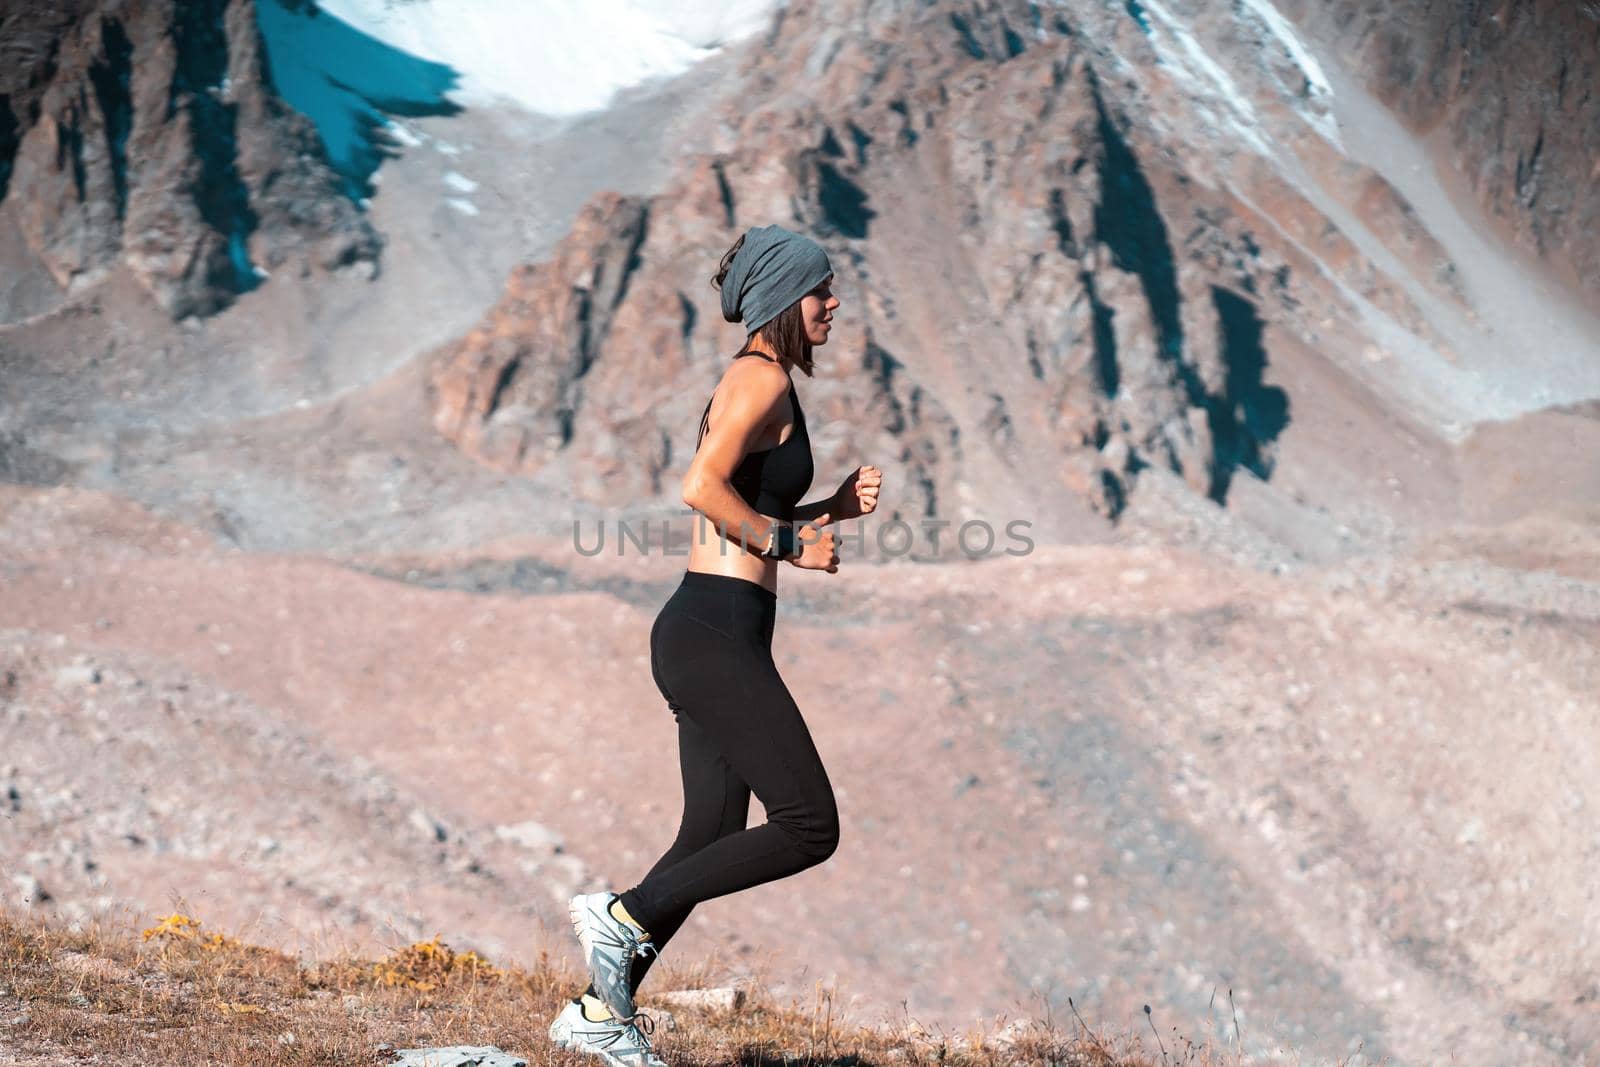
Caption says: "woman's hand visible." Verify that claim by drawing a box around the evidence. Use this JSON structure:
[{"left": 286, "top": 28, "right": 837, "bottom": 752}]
[
  {"left": 789, "top": 512, "right": 839, "bottom": 573},
  {"left": 831, "top": 465, "right": 882, "bottom": 521}
]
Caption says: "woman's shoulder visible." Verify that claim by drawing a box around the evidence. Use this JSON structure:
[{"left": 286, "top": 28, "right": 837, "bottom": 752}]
[{"left": 720, "top": 354, "right": 791, "bottom": 397}]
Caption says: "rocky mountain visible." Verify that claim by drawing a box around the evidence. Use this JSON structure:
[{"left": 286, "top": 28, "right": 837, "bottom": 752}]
[
  {"left": 1278, "top": 0, "right": 1600, "bottom": 305},
  {"left": 428, "top": 0, "right": 1577, "bottom": 535},
  {"left": 0, "top": 0, "right": 378, "bottom": 323}
]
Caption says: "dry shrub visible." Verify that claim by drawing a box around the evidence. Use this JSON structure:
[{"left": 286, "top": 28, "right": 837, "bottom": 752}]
[{"left": 367, "top": 935, "right": 506, "bottom": 992}]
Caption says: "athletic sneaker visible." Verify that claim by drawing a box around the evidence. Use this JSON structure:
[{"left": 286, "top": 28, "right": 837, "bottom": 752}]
[
  {"left": 548, "top": 999, "right": 668, "bottom": 1067},
  {"left": 567, "top": 891, "right": 658, "bottom": 1022}
]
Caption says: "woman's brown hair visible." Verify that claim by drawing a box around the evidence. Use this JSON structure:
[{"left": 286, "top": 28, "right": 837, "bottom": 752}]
[{"left": 710, "top": 234, "right": 816, "bottom": 377}]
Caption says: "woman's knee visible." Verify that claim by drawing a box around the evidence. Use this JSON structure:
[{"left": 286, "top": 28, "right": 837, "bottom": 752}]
[
  {"left": 802, "top": 814, "right": 840, "bottom": 864},
  {"left": 783, "top": 793, "right": 840, "bottom": 866}
]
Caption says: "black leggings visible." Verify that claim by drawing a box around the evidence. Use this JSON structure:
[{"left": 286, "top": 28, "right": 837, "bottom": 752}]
[{"left": 602, "top": 570, "right": 840, "bottom": 997}]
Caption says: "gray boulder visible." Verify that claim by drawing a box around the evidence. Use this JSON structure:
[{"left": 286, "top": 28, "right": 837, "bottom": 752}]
[{"left": 388, "top": 1046, "right": 527, "bottom": 1067}]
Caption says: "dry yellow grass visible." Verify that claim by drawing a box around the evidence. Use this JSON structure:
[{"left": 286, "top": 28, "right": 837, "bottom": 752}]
[{"left": 0, "top": 903, "right": 1328, "bottom": 1066}]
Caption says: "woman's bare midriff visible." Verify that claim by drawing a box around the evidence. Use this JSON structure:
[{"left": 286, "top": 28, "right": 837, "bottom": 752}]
[{"left": 685, "top": 538, "right": 781, "bottom": 595}]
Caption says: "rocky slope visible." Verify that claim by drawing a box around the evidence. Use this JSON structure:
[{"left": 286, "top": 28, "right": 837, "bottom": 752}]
[
  {"left": 2, "top": 480, "right": 1597, "bottom": 1067},
  {"left": 1278, "top": 0, "right": 1600, "bottom": 304},
  {"left": 0, "top": 487, "right": 597, "bottom": 962},
  {"left": 0, "top": 0, "right": 377, "bottom": 323}
]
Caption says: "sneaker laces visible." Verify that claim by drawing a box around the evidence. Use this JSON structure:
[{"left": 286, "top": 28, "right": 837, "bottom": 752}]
[
  {"left": 619, "top": 914, "right": 658, "bottom": 963},
  {"left": 608, "top": 895, "right": 658, "bottom": 962},
  {"left": 617, "top": 1007, "right": 659, "bottom": 1058}
]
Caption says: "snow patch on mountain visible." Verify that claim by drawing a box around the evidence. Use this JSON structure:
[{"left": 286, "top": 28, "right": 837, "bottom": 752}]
[
  {"left": 1138, "top": 0, "right": 1272, "bottom": 156},
  {"left": 1111, "top": 0, "right": 1342, "bottom": 155},
  {"left": 315, "top": 0, "right": 785, "bottom": 116},
  {"left": 1238, "top": 0, "right": 1330, "bottom": 96},
  {"left": 1237, "top": 0, "right": 1343, "bottom": 148}
]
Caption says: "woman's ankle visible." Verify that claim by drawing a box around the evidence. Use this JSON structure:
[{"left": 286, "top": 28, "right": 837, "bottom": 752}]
[
  {"left": 579, "top": 991, "right": 615, "bottom": 1022},
  {"left": 609, "top": 896, "right": 650, "bottom": 938}
]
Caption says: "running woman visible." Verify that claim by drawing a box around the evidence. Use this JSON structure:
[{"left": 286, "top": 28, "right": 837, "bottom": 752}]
[{"left": 548, "top": 224, "right": 883, "bottom": 1066}]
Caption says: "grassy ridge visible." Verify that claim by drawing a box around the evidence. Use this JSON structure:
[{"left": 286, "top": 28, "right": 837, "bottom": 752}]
[{"left": 0, "top": 903, "right": 1292, "bottom": 1065}]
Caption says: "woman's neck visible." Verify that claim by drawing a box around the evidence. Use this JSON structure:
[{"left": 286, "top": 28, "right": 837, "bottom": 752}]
[{"left": 742, "top": 336, "right": 782, "bottom": 363}]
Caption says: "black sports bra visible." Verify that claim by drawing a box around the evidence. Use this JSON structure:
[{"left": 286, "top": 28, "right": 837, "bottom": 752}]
[{"left": 695, "top": 354, "right": 814, "bottom": 521}]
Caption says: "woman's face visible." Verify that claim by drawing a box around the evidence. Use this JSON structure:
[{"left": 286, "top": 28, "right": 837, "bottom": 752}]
[{"left": 800, "top": 275, "right": 840, "bottom": 345}]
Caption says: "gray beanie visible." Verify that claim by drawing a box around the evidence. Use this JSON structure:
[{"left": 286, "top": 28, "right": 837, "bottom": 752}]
[{"left": 719, "top": 224, "right": 833, "bottom": 335}]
